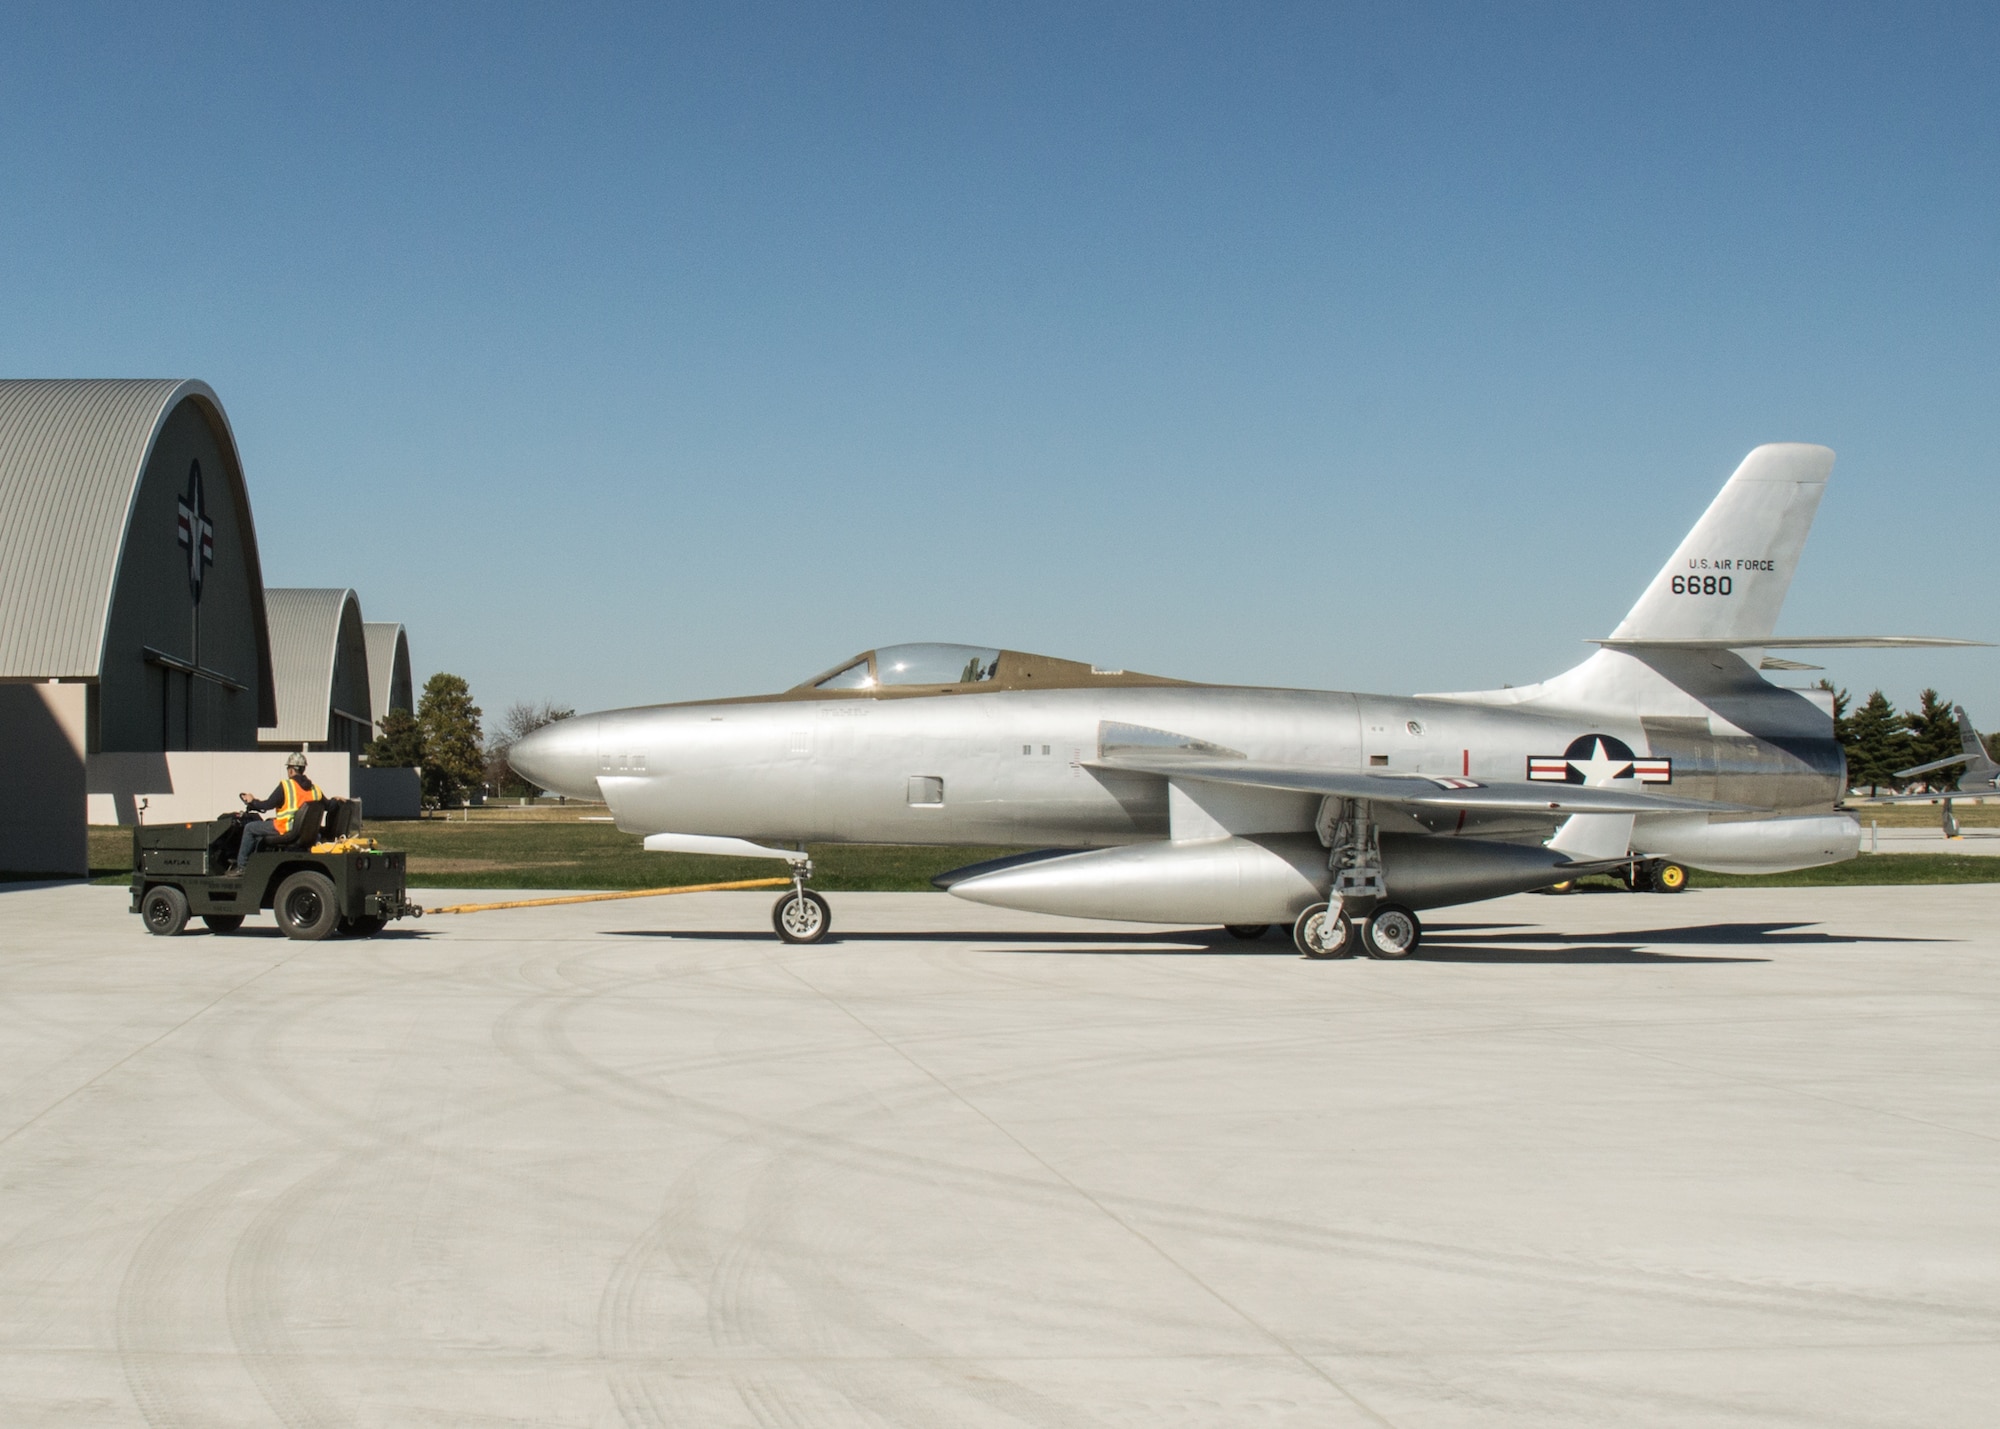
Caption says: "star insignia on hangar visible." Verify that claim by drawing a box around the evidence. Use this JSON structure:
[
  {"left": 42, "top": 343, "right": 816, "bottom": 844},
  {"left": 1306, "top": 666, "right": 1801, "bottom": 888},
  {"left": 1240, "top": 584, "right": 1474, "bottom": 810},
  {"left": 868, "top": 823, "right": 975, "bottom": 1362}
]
[
  {"left": 1527, "top": 734, "right": 1671, "bottom": 786},
  {"left": 175, "top": 460, "right": 215, "bottom": 603}
]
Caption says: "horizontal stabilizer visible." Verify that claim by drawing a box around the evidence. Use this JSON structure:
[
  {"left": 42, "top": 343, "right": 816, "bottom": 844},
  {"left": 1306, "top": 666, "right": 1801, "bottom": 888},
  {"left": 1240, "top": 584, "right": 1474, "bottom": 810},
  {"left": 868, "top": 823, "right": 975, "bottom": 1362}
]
[
  {"left": 1862, "top": 788, "right": 2000, "bottom": 803},
  {"left": 1087, "top": 754, "right": 1758, "bottom": 815},
  {"left": 1894, "top": 752, "right": 1974, "bottom": 779},
  {"left": 1595, "top": 635, "right": 1989, "bottom": 651}
]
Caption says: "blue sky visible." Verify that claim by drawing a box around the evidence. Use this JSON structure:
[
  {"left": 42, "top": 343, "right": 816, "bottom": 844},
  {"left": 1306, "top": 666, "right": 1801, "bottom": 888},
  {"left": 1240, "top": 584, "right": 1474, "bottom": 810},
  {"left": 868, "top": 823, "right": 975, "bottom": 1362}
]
[{"left": 4, "top": 3, "right": 1996, "bottom": 722}]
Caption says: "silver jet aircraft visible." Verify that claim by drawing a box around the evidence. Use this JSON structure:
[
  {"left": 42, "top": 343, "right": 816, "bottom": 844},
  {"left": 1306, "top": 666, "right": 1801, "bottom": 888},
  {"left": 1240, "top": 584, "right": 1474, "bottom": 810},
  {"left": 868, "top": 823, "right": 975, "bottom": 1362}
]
[{"left": 511, "top": 444, "right": 1983, "bottom": 953}]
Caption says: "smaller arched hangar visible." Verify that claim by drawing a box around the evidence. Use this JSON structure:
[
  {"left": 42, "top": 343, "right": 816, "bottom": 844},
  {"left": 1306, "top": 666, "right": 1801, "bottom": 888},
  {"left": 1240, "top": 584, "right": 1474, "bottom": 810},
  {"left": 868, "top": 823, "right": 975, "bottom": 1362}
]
[
  {"left": 363, "top": 622, "right": 413, "bottom": 730},
  {"left": 261, "top": 588, "right": 375, "bottom": 753}
]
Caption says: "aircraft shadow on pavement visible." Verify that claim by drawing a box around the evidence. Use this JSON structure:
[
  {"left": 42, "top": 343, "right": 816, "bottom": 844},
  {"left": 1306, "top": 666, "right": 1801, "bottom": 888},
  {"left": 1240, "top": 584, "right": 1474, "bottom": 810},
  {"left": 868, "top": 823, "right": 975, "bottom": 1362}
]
[
  {"left": 608, "top": 916, "right": 1944, "bottom": 963},
  {"left": 606, "top": 929, "right": 1290, "bottom": 954}
]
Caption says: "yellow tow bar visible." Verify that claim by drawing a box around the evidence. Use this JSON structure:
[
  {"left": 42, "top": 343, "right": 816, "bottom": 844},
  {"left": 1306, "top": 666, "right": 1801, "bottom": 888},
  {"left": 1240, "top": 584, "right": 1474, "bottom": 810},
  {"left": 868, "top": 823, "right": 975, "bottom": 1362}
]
[{"left": 425, "top": 877, "right": 791, "bottom": 916}]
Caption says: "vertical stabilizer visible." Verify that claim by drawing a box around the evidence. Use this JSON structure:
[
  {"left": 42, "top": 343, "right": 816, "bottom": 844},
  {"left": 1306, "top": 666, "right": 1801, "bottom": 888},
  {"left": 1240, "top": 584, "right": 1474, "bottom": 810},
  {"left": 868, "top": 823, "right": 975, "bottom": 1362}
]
[{"left": 1609, "top": 443, "right": 1834, "bottom": 644}]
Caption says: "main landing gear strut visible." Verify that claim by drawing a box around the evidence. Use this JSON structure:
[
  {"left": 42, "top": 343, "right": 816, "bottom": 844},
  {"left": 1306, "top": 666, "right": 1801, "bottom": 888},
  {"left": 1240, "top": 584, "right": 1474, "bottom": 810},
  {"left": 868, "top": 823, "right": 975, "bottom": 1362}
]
[
  {"left": 1294, "top": 798, "right": 1423, "bottom": 960},
  {"left": 772, "top": 854, "right": 832, "bottom": 944}
]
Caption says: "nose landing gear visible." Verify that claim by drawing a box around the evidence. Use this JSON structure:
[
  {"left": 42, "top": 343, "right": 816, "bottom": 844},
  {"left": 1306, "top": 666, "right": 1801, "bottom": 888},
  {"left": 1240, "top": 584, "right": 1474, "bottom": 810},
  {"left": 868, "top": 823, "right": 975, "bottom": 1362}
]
[{"left": 772, "top": 856, "right": 832, "bottom": 943}]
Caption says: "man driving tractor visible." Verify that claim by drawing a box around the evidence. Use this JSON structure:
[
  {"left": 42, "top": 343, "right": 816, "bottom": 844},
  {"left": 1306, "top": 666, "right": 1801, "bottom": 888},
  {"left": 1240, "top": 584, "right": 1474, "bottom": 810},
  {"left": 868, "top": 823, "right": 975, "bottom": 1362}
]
[{"left": 232, "top": 751, "right": 326, "bottom": 873}]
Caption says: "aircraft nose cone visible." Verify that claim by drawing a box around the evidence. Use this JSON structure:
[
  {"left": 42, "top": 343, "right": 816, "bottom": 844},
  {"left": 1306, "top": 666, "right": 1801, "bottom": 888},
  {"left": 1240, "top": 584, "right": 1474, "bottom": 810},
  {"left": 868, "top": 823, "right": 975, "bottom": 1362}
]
[{"left": 509, "top": 715, "right": 599, "bottom": 799}]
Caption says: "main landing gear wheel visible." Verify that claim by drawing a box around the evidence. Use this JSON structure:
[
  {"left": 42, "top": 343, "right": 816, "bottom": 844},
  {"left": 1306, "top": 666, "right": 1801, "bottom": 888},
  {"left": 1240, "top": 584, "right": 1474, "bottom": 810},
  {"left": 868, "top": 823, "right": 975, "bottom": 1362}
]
[
  {"left": 1293, "top": 902, "right": 1352, "bottom": 959},
  {"left": 773, "top": 889, "right": 831, "bottom": 944},
  {"left": 1224, "top": 924, "right": 1270, "bottom": 940},
  {"left": 142, "top": 885, "right": 189, "bottom": 937},
  {"left": 202, "top": 913, "right": 244, "bottom": 934},
  {"left": 1653, "top": 862, "right": 1689, "bottom": 893},
  {"left": 274, "top": 870, "right": 339, "bottom": 941},
  {"left": 1361, "top": 904, "right": 1422, "bottom": 959}
]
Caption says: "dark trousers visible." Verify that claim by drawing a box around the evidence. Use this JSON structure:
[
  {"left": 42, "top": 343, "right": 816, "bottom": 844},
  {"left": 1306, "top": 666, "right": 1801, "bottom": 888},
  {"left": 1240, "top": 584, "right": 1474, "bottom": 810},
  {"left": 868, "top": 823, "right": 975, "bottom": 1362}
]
[{"left": 236, "top": 818, "right": 282, "bottom": 870}]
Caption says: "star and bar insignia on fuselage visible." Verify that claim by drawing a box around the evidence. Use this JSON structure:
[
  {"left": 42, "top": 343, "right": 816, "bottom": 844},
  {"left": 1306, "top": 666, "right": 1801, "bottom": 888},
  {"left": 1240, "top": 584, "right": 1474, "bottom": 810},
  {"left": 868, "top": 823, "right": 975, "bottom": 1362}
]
[{"left": 1528, "top": 734, "right": 1671, "bottom": 786}]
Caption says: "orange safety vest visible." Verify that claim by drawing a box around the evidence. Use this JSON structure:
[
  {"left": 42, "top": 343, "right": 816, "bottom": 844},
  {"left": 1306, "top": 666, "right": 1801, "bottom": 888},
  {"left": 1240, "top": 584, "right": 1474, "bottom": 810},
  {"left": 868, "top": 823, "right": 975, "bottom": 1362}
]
[{"left": 273, "top": 776, "right": 324, "bottom": 836}]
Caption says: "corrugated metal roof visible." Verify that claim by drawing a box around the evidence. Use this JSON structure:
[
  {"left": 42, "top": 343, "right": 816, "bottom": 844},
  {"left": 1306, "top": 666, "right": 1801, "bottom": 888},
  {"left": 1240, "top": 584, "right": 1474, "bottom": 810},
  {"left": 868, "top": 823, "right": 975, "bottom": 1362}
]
[
  {"left": 0, "top": 379, "right": 239, "bottom": 679},
  {"left": 261, "top": 587, "right": 364, "bottom": 743},
  {"left": 363, "top": 622, "right": 411, "bottom": 726}
]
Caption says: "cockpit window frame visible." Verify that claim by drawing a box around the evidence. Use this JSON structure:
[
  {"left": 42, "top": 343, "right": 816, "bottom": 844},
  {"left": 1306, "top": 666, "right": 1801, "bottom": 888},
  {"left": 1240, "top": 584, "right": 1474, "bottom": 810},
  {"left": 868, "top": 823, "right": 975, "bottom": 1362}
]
[{"left": 809, "top": 653, "right": 878, "bottom": 691}]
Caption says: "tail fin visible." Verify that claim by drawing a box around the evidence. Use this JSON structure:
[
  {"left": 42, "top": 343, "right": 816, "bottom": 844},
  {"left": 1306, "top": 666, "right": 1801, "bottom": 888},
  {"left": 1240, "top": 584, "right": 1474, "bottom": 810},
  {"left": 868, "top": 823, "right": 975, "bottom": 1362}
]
[
  {"left": 1957, "top": 707, "right": 1995, "bottom": 774},
  {"left": 1609, "top": 443, "right": 1834, "bottom": 644},
  {"left": 1895, "top": 708, "right": 1997, "bottom": 783}
]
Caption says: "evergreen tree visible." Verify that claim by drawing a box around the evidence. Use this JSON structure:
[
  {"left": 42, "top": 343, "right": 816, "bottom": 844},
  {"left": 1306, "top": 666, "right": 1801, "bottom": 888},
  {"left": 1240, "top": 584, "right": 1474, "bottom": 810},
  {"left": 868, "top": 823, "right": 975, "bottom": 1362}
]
[
  {"left": 1843, "top": 690, "right": 1912, "bottom": 794},
  {"left": 416, "top": 673, "right": 485, "bottom": 807},
  {"left": 1814, "top": 679, "right": 1851, "bottom": 746},
  {"left": 1903, "top": 689, "right": 1963, "bottom": 791},
  {"left": 363, "top": 707, "right": 423, "bottom": 768}
]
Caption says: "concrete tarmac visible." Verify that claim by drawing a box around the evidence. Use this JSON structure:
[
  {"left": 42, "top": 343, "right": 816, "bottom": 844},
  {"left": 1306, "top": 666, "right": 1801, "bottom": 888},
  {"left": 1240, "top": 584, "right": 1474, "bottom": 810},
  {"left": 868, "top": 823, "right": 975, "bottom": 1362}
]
[{"left": 2, "top": 883, "right": 1997, "bottom": 1428}]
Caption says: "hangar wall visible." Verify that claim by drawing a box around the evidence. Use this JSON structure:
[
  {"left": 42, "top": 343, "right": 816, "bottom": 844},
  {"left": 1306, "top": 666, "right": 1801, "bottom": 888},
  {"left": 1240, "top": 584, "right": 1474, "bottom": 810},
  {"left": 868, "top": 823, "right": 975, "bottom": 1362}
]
[{"left": 0, "top": 684, "right": 88, "bottom": 877}]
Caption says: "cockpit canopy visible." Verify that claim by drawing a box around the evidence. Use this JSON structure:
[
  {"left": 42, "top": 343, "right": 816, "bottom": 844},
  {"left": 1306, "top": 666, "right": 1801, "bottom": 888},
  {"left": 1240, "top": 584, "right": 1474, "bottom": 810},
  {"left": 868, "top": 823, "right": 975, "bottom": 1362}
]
[
  {"left": 790, "top": 643, "right": 1185, "bottom": 696},
  {"left": 811, "top": 643, "right": 1000, "bottom": 691}
]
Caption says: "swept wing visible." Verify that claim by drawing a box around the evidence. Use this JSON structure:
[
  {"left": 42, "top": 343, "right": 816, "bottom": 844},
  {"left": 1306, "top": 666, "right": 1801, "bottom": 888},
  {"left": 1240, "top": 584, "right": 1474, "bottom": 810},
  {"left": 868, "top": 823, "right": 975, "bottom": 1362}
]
[{"left": 1086, "top": 753, "right": 1758, "bottom": 815}]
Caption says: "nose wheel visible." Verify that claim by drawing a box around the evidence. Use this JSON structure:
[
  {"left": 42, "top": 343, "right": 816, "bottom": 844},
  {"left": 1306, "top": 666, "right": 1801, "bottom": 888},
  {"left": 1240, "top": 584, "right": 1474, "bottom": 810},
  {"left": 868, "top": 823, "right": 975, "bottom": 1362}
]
[
  {"left": 772, "top": 858, "right": 831, "bottom": 943},
  {"left": 773, "top": 889, "right": 830, "bottom": 943}
]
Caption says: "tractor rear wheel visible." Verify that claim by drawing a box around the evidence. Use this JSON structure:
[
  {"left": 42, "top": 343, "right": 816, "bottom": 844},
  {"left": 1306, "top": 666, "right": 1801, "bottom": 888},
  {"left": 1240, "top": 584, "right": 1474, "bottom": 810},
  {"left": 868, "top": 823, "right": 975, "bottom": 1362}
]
[{"left": 275, "top": 871, "right": 339, "bottom": 941}]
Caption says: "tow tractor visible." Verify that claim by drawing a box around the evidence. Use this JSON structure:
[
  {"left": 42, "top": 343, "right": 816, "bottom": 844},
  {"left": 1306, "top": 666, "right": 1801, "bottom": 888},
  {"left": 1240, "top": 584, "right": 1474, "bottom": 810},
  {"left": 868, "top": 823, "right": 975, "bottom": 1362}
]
[{"left": 129, "top": 798, "right": 421, "bottom": 939}]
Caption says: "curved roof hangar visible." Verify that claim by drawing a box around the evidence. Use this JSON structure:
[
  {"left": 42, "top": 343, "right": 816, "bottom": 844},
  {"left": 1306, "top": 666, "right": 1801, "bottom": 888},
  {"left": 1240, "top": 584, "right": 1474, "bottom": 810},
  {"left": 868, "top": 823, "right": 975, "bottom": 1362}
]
[
  {"left": 261, "top": 588, "right": 375, "bottom": 751},
  {"left": 0, "top": 379, "right": 276, "bottom": 747}
]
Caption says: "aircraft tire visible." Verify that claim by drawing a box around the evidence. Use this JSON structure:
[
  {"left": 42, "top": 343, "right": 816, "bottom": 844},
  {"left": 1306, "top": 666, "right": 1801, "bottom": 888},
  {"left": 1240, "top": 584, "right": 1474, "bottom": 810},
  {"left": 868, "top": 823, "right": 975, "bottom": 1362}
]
[
  {"left": 142, "top": 885, "right": 189, "bottom": 937},
  {"left": 202, "top": 913, "right": 245, "bottom": 933},
  {"left": 1653, "top": 862, "right": 1690, "bottom": 893},
  {"left": 341, "top": 914, "right": 387, "bottom": 938},
  {"left": 773, "top": 889, "right": 831, "bottom": 944},
  {"left": 1293, "top": 903, "right": 1352, "bottom": 959},
  {"left": 1224, "top": 924, "right": 1270, "bottom": 940},
  {"left": 1361, "top": 904, "right": 1422, "bottom": 959}
]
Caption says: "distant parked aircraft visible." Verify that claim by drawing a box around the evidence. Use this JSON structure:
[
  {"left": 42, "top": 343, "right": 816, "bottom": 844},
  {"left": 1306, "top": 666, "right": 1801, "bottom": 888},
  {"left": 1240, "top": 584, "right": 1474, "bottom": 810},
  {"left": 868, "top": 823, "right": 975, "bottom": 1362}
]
[{"left": 1866, "top": 705, "right": 2000, "bottom": 837}]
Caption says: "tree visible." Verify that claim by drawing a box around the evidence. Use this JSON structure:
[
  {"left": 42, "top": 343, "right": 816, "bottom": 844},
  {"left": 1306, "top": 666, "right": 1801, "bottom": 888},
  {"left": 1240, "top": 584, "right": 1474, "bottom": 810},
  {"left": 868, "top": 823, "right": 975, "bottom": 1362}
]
[
  {"left": 416, "top": 673, "right": 485, "bottom": 807},
  {"left": 1903, "top": 689, "right": 1963, "bottom": 791},
  {"left": 364, "top": 707, "right": 423, "bottom": 768},
  {"left": 1842, "top": 690, "right": 1912, "bottom": 794},
  {"left": 1814, "top": 679, "right": 1851, "bottom": 747},
  {"left": 488, "top": 700, "right": 575, "bottom": 796}
]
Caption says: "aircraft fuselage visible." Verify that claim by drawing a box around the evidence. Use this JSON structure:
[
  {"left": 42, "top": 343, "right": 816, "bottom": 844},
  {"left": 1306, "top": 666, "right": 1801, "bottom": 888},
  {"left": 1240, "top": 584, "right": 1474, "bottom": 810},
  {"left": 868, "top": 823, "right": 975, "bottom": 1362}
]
[{"left": 520, "top": 680, "right": 1843, "bottom": 849}]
